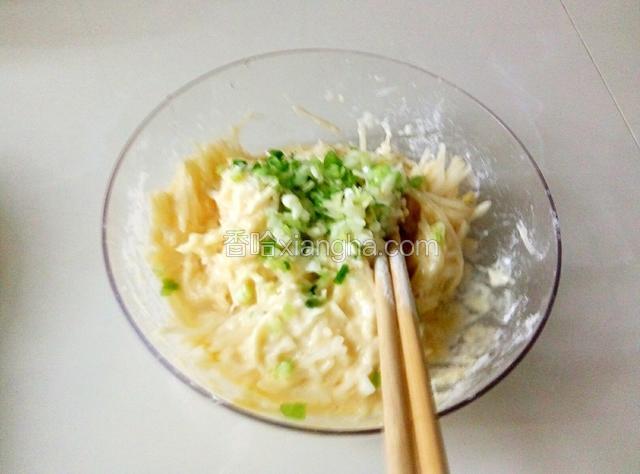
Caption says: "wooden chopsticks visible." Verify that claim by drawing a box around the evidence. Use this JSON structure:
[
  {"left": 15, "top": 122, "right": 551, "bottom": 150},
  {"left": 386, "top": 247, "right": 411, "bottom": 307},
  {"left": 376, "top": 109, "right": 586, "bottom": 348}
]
[
  {"left": 374, "top": 256, "right": 415, "bottom": 474},
  {"left": 374, "top": 253, "right": 449, "bottom": 474}
]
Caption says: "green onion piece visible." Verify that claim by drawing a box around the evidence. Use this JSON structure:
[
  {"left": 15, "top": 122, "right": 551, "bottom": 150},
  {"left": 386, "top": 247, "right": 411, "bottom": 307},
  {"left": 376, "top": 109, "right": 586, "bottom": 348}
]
[
  {"left": 368, "top": 369, "right": 381, "bottom": 389},
  {"left": 305, "top": 297, "right": 324, "bottom": 308},
  {"left": 342, "top": 170, "right": 358, "bottom": 187},
  {"left": 393, "top": 170, "right": 406, "bottom": 191},
  {"left": 260, "top": 237, "right": 279, "bottom": 257},
  {"left": 161, "top": 278, "right": 179, "bottom": 296},
  {"left": 301, "top": 180, "right": 315, "bottom": 192},
  {"left": 266, "top": 258, "right": 291, "bottom": 272},
  {"left": 431, "top": 222, "right": 446, "bottom": 247},
  {"left": 409, "top": 175, "right": 424, "bottom": 189},
  {"left": 323, "top": 150, "right": 342, "bottom": 166},
  {"left": 280, "top": 402, "right": 306, "bottom": 420},
  {"left": 334, "top": 264, "right": 349, "bottom": 284},
  {"left": 253, "top": 166, "right": 269, "bottom": 177},
  {"left": 370, "top": 163, "right": 392, "bottom": 185},
  {"left": 267, "top": 156, "right": 288, "bottom": 172},
  {"left": 268, "top": 149, "right": 284, "bottom": 159},
  {"left": 275, "top": 359, "right": 294, "bottom": 379},
  {"left": 293, "top": 167, "right": 311, "bottom": 187},
  {"left": 232, "top": 159, "right": 247, "bottom": 167}
]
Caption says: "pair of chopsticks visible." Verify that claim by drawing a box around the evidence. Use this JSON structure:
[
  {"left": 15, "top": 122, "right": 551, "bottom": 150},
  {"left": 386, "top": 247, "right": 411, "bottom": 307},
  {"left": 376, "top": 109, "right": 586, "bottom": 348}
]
[{"left": 375, "top": 252, "right": 449, "bottom": 474}]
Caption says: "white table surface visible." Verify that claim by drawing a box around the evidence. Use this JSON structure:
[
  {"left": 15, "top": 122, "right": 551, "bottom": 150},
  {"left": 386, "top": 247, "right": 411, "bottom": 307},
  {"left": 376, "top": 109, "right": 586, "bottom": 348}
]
[{"left": 1, "top": 1, "right": 639, "bottom": 473}]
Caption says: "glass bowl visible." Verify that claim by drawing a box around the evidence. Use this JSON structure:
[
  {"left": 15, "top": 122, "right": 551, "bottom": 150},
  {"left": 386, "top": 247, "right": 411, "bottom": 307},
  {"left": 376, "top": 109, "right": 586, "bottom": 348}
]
[{"left": 102, "top": 49, "right": 561, "bottom": 433}]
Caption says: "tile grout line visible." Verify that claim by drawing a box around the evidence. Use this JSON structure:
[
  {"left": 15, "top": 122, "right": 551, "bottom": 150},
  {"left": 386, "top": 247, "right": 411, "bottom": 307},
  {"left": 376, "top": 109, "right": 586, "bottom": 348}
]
[{"left": 559, "top": 0, "right": 640, "bottom": 153}]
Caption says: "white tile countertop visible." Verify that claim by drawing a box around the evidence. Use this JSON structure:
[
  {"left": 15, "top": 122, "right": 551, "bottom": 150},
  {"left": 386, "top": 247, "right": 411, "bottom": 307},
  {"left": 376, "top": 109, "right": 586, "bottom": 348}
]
[{"left": 1, "top": 1, "right": 638, "bottom": 473}]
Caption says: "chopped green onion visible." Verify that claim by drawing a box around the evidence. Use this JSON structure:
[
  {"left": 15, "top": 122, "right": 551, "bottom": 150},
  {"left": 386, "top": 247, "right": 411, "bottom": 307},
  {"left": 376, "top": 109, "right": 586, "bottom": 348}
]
[
  {"left": 393, "top": 170, "right": 406, "bottom": 191},
  {"left": 241, "top": 147, "right": 409, "bottom": 264},
  {"left": 265, "top": 258, "right": 291, "bottom": 272},
  {"left": 301, "top": 179, "right": 315, "bottom": 192},
  {"left": 334, "top": 264, "right": 349, "bottom": 284},
  {"left": 368, "top": 369, "right": 381, "bottom": 389},
  {"left": 268, "top": 149, "right": 284, "bottom": 159},
  {"left": 370, "top": 163, "right": 392, "bottom": 185},
  {"left": 409, "top": 175, "right": 424, "bottom": 189},
  {"left": 275, "top": 359, "right": 294, "bottom": 379},
  {"left": 232, "top": 159, "right": 247, "bottom": 167},
  {"left": 280, "top": 402, "right": 306, "bottom": 420},
  {"left": 260, "top": 237, "right": 279, "bottom": 257},
  {"left": 324, "top": 150, "right": 342, "bottom": 167},
  {"left": 160, "top": 278, "right": 179, "bottom": 296},
  {"left": 252, "top": 164, "right": 269, "bottom": 177},
  {"left": 267, "top": 156, "right": 288, "bottom": 172},
  {"left": 305, "top": 297, "right": 324, "bottom": 308},
  {"left": 431, "top": 222, "right": 446, "bottom": 247}
]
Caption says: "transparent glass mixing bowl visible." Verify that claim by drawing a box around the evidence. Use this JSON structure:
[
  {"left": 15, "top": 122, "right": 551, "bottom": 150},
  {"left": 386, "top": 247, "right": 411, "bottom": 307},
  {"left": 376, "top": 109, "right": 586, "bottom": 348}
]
[{"left": 102, "top": 49, "right": 561, "bottom": 433}]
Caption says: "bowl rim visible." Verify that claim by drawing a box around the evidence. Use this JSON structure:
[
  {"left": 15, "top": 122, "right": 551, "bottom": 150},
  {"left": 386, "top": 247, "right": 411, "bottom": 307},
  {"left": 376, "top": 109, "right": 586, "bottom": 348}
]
[{"left": 102, "top": 47, "right": 562, "bottom": 435}]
